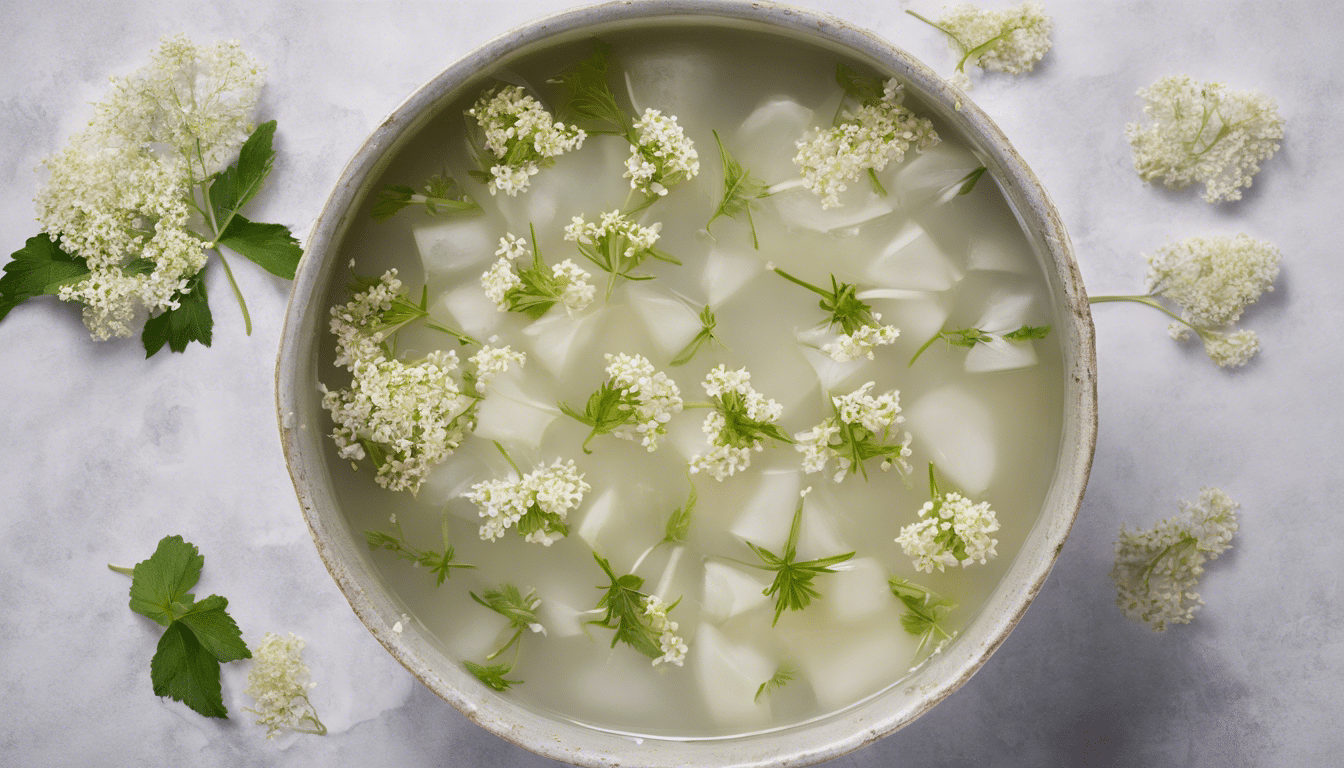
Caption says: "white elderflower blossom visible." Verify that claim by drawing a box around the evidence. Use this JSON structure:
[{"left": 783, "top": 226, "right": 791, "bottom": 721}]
[
  {"left": 1145, "top": 234, "right": 1281, "bottom": 328},
  {"left": 1113, "top": 488, "right": 1239, "bottom": 632},
  {"left": 797, "top": 382, "right": 914, "bottom": 482},
  {"left": 468, "top": 85, "right": 586, "bottom": 196},
  {"left": 604, "top": 353, "right": 684, "bottom": 450},
  {"left": 1126, "top": 75, "right": 1284, "bottom": 203},
  {"left": 469, "top": 345, "right": 526, "bottom": 391},
  {"left": 794, "top": 79, "right": 938, "bottom": 208},
  {"left": 244, "top": 632, "right": 326, "bottom": 738},
  {"left": 464, "top": 459, "right": 591, "bottom": 546},
  {"left": 913, "top": 1, "right": 1054, "bottom": 90},
  {"left": 821, "top": 323, "right": 901, "bottom": 362},
  {"left": 642, "top": 595, "right": 689, "bottom": 667},
  {"left": 1201, "top": 329, "right": 1260, "bottom": 369},
  {"left": 624, "top": 108, "right": 700, "bottom": 197},
  {"left": 897, "top": 465, "right": 1000, "bottom": 573},
  {"left": 563, "top": 210, "right": 663, "bottom": 257},
  {"left": 35, "top": 35, "right": 262, "bottom": 340},
  {"left": 481, "top": 233, "right": 595, "bottom": 316},
  {"left": 689, "top": 366, "right": 787, "bottom": 480}
]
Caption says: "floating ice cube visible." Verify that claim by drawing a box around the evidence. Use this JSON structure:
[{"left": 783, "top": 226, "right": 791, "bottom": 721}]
[
  {"left": 493, "top": 134, "right": 632, "bottom": 233},
  {"left": 768, "top": 186, "right": 894, "bottom": 235},
  {"left": 863, "top": 221, "right": 964, "bottom": 292},
  {"left": 520, "top": 307, "right": 601, "bottom": 377},
  {"left": 906, "top": 385, "right": 996, "bottom": 496},
  {"left": 965, "top": 335, "right": 1037, "bottom": 373},
  {"left": 974, "top": 288, "right": 1040, "bottom": 333},
  {"left": 693, "top": 623, "right": 775, "bottom": 727},
  {"left": 856, "top": 289, "right": 951, "bottom": 348},
  {"left": 701, "top": 561, "right": 771, "bottom": 624},
  {"left": 701, "top": 245, "right": 763, "bottom": 306},
  {"left": 729, "top": 468, "right": 803, "bottom": 552},
  {"left": 787, "top": 614, "right": 915, "bottom": 710},
  {"left": 820, "top": 558, "right": 896, "bottom": 623},
  {"left": 450, "top": 611, "right": 510, "bottom": 662},
  {"left": 797, "top": 330, "right": 869, "bottom": 393},
  {"left": 626, "top": 284, "right": 703, "bottom": 358},
  {"left": 667, "top": 413, "right": 711, "bottom": 463},
  {"left": 576, "top": 487, "right": 620, "bottom": 551},
  {"left": 569, "top": 645, "right": 662, "bottom": 721},
  {"left": 418, "top": 446, "right": 507, "bottom": 522},
  {"left": 472, "top": 388, "right": 559, "bottom": 452},
  {"left": 433, "top": 282, "right": 501, "bottom": 340},
  {"left": 537, "top": 598, "right": 588, "bottom": 638},
  {"left": 795, "top": 506, "right": 850, "bottom": 563},
  {"left": 882, "top": 141, "right": 985, "bottom": 210},
  {"left": 651, "top": 545, "right": 688, "bottom": 603},
  {"left": 734, "top": 97, "right": 815, "bottom": 182},
  {"left": 963, "top": 288, "right": 1043, "bottom": 373},
  {"left": 623, "top": 43, "right": 720, "bottom": 121},
  {"left": 413, "top": 214, "right": 497, "bottom": 284}
]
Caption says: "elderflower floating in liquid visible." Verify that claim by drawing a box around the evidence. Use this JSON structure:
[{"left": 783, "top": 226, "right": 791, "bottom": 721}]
[
  {"left": 625, "top": 108, "right": 700, "bottom": 196},
  {"left": 469, "top": 85, "right": 586, "bottom": 196},
  {"left": 464, "top": 458, "right": 591, "bottom": 546},
  {"left": 482, "top": 232, "right": 595, "bottom": 316},
  {"left": 795, "top": 382, "right": 913, "bottom": 482},
  {"left": 897, "top": 465, "right": 1000, "bottom": 573},
  {"left": 689, "top": 365, "right": 788, "bottom": 481}
]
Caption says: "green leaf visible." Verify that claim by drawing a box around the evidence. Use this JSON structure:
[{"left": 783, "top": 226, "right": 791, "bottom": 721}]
[
  {"left": 210, "top": 120, "right": 277, "bottom": 225},
  {"left": 1003, "top": 324, "right": 1052, "bottom": 341},
  {"left": 371, "top": 185, "right": 415, "bottom": 221},
  {"left": 589, "top": 552, "right": 663, "bottom": 660},
  {"left": 755, "top": 663, "right": 796, "bottom": 702},
  {"left": 706, "top": 131, "right": 770, "bottom": 248},
  {"left": 470, "top": 585, "right": 541, "bottom": 632},
  {"left": 372, "top": 174, "right": 479, "bottom": 222},
  {"left": 751, "top": 498, "right": 854, "bottom": 626},
  {"left": 216, "top": 216, "right": 303, "bottom": 279},
  {"left": 551, "top": 40, "right": 631, "bottom": 134},
  {"left": 151, "top": 622, "right": 229, "bottom": 718},
  {"left": 954, "top": 166, "right": 988, "bottom": 196},
  {"left": 176, "top": 595, "right": 251, "bottom": 663},
  {"left": 464, "top": 660, "right": 522, "bottom": 692},
  {"left": 142, "top": 271, "right": 213, "bottom": 357},
  {"left": 663, "top": 484, "right": 697, "bottom": 545},
  {"left": 122, "top": 258, "right": 157, "bottom": 276},
  {"left": 365, "top": 523, "right": 474, "bottom": 586},
  {"left": 128, "top": 535, "right": 204, "bottom": 627},
  {"left": 889, "top": 578, "right": 956, "bottom": 652},
  {"left": 835, "top": 63, "right": 886, "bottom": 107},
  {"left": 0, "top": 233, "right": 90, "bottom": 322}
]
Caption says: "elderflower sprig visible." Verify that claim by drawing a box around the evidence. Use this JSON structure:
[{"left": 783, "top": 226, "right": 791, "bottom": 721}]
[
  {"left": 1090, "top": 234, "right": 1281, "bottom": 368},
  {"left": 755, "top": 664, "right": 797, "bottom": 702},
  {"left": 463, "top": 443, "right": 590, "bottom": 546},
  {"left": 795, "top": 382, "right": 914, "bottom": 482},
  {"left": 907, "top": 2, "right": 1054, "bottom": 91},
  {"left": 1126, "top": 75, "right": 1284, "bottom": 203},
  {"left": 689, "top": 365, "right": 790, "bottom": 481},
  {"left": 464, "top": 584, "right": 545, "bottom": 691},
  {"left": 244, "top": 632, "right": 327, "bottom": 739},
  {"left": 466, "top": 85, "right": 586, "bottom": 197},
  {"left": 365, "top": 515, "right": 474, "bottom": 586},
  {"left": 589, "top": 552, "right": 689, "bottom": 667},
  {"left": 1112, "top": 488, "right": 1239, "bottom": 632},
  {"left": 793, "top": 64, "right": 939, "bottom": 208},
  {"left": 897, "top": 464, "right": 1000, "bottom": 573},
  {"left": 747, "top": 489, "right": 856, "bottom": 626},
  {"left": 560, "top": 353, "right": 684, "bottom": 453},
  {"left": 909, "top": 323, "right": 1051, "bottom": 365},
  {"left": 889, "top": 578, "right": 957, "bottom": 661},
  {"left": 371, "top": 171, "right": 479, "bottom": 221},
  {"left": 4, "top": 36, "right": 303, "bottom": 355},
  {"left": 564, "top": 210, "right": 680, "bottom": 297},
  {"left": 669, "top": 305, "right": 720, "bottom": 367},
  {"left": 481, "top": 225, "right": 595, "bottom": 318},
  {"left": 706, "top": 130, "right": 772, "bottom": 249},
  {"left": 773, "top": 267, "right": 900, "bottom": 362}
]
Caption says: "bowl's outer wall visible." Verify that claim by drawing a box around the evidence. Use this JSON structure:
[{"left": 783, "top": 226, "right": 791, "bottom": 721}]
[{"left": 275, "top": 2, "right": 1098, "bottom": 766}]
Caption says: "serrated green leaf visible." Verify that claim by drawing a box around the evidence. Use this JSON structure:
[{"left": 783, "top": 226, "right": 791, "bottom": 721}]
[
  {"left": 471, "top": 585, "right": 541, "bottom": 631},
  {"left": 755, "top": 663, "right": 796, "bottom": 702},
  {"left": 464, "top": 660, "right": 522, "bottom": 692},
  {"left": 0, "top": 233, "right": 90, "bottom": 322},
  {"left": 706, "top": 131, "right": 770, "bottom": 248},
  {"left": 663, "top": 485, "right": 696, "bottom": 544},
  {"left": 151, "top": 622, "right": 228, "bottom": 718},
  {"left": 752, "top": 499, "right": 854, "bottom": 625},
  {"left": 128, "top": 535, "right": 204, "bottom": 627},
  {"left": 1004, "top": 323, "right": 1051, "bottom": 341},
  {"left": 590, "top": 552, "right": 663, "bottom": 660},
  {"left": 835, "top": 63, "right": 886, "bottom": 107},
  {"left": 176, "top": 595, "right": 251, "bottom": 663},
  {"left": 210, "top": 120, "right": 277, "bottom": 225},
  {"left": 142, "top": 271, "right": 212, "bottom": 357},
  {"left": 121, "top": 258, "right": 156, "bottom": 276},
  {"left": 216, "top": 216, "right": 303, "bottom": 279},
  {"left": 551, "top": 40, "right": 631, "bottom": 134}
]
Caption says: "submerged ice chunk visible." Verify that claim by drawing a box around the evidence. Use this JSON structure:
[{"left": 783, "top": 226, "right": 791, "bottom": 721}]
[
  {"left": 787, "top": 614, "right": 915, "bottom": 710},
  {"left": 414, "top": 214, "right": 496, "bottom": 284},
  {"left": 735, "top": 97, "right": 815, "bottom": 182},
  {"left": 626, "top": 284, "right": 703, "bottom": 358},
  {"left": 472, "top": 379, "right": 560, "bottom": 452},
  {"left": 906, "top": 386, "right": 996, "bottom": 496},
  {"left": 576, "top": 487, "right": 620, "bottom": 551},
  {"left": 537, "top": 598, "right": 588, "bottom": 638},
  {"left": 864, "top": 221, "right": 964, "bottom": 292},
  {"left": 520, "top": 307, "right": 601, "bottom": 377},
  {"left": 857, "top": 289, "right": 952, "bottom": 349},
  {"left": 820, "top": 558, "right": 896, "bottom": 623},
  {"left": 623, "top": 43, "right": 720, "bottom": 120},
  {"left": 434, "top": 282, "right": 502, "bottom": 340},
  {"left": 768, "top": 186, "right": 894, "bottom": 235},
  {"left": 883, "top": 141, "right": 985, "bottom": 210},
  {"left": 965, "top": 336, "right": 1037, "bottom": 373},
  {"left": 964, "top": 288, "right": 1044, "bottom": 373},
  {"left": 701, "top": 245, "right": 763, "bottom": 307},
  {"left": 729, "top": 468, "right": 804, "bottom": 552},
  {"left": 701, "top": 561, "right": 771, "bottom": 624},
  {"left": 797, "top": 326, "right": 871, "bottom": 392},
  {"left": 494, "top": 134, "right": 631, "bottom": 232},
  {"left": 693, "top": 623, "right": 775, "bottom": 727},
  {"left": 795, "top": 507, "right": 850, "bottom": 563}
]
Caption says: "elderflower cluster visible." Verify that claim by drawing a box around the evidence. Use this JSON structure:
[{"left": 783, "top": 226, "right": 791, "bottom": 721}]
[
  {"left": 480, "top": 233, "right": 595, "bottom": 314},
  {"left": 624, "top": 108, "right": 700, "bottom": 196},
  {"left": 564, "top": 210, "right": 663, "bottom": 257},
  {"left": 794, "top": 79, "right": 939, "bottom": 208},
  {"left": 244, "top": 632, "right": 325, "bottom": 739},
  {"left": 642, "top": 595, "right": 689, "bottom": 667},
  {"left": 603, "top": 353, "right": 684, "bottom": 450},
  {"left": 469, "top": 345, "right": 527, "bottom": 391},
  {"left": 36, "top": 36, "right": 263, "bottom": 340},
  {"left": 1126, "top": 75, "right": 1284, "bottom": 203},
  {"left": 689, "top": 366, "right": 784, "bottom": 481},
  {"left": 822, "top": 323, "right": 901, "bottom": 362},
  {"left": 468, "top": 85, "right": 586, "bottom": 196},
  {"left": 796, "top": 382, "right": 913, "bottom": 482},
  {"left": 897, "top": 493, "right": 1000, "bottom": 573},
  {"left": 1146, "top": 234, "right": 1280, "bottom": 328},
  {"left": 934, "top": 1, "right": 1054, "bottom": 90},
  {"left": 1112, "top": 488, "right": 1239, "bottom": 632},
  {"left": 463, "top": 459, "right": 591, "bottom": 546}
]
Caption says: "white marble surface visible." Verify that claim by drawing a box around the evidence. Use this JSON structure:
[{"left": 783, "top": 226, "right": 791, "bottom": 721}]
[{"left": 2, "top": 1, "right": 1341, "bottom": 766}]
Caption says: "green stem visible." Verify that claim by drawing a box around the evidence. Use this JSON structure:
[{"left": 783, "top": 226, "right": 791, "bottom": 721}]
[
  {"left": 956, "top": 28, "right": 1013, "bottom": 74},
  {"left": 214, "top": 249, "right": 253, "bottom": 335},
  {"left": 927, "top": 463, "right": 939, "bottom": 499},
  {"left": 494, "top": 441, "right": 522, "bottom": 477},
  {"left": 107, "top": 564, "right": 135, "bottom": 577},
  {"left": 909, "top": 331, "right": 945, "bottom": 366},
  {"left": 772, "top": 267, "right": 829, "bottom": 298},
  {"left": 1140, "top": 536, "right": 1197, "bottom": 593},
  {"left": 1089, "top": 294, "right": 1204, "bottom": 335},
  {"left": 906, "top": 10, "right": 970, "bottom": 51}
]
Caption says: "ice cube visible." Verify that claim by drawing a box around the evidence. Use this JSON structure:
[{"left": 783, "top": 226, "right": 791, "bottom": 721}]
[
  {"left": 962, "top": 287, "right": 1044, "bottom": 373},
  {"left": 857, "top": 289, "right": 952, "bottom": 349},
  {"left": 798, "top": 344, "right": 869, "bottom": 394},
  {"left": 450, "top": 611, "right": 511, "bottom": 662},
  {"left": 625, "top": 284, "right": 703, "bottom": 358},
  {"left": 413, "top": 214, "right": 497, "bottom": 284},
  {"left": 819, "top": 558, "right": 896, "bottom": 623},
  {"left": 667, "top": 413, "right": 712, "bottom": 463},
  {"left": 729, "top": 468, "right": 803, "bottom": 552},
  {"left": 906, "top": 386, "right": 996, "bottom": 496},
  {"left": 965, "top": 335, "right": 1038, "bottom": 373},
  {"left": 973, "top": 287, "right": 1041, "bottom": 333},
  {"left": 863, "top": 220, "right": 964, "bottom": 292},
  {"left": 520, "top": 307, "right": 600, "bottom": 377},
  {"left": 786, "top": 614, "right": 915, "bottom": 710},
  {"left": 701, "top": 561, "right": 771, "bottom": 624},
  {"left": 651, "top": 545, "right": 688, "bottom": 603},
  {"left": 418, "top": 445, "right": 509, "bottom": 522},
  {"left": 433, "top": 282, "right": 501, "bottom": 340},
  {"left": 881, "top": 141, "right": 985, "bottom": 210},
  {"left": 576, "top": 487, "right": 620, "bottom": 551},
  {"left": 795, "top": 506, "right": 850, "bottom": 563},
  {"left": 568, "top": 645, "right": 662, "bottom": 721},
  {"left": 768, "top": 186, "right": 894, "bottom": 235},
  {"left": 701, "top": 245, "right": 763, "bottom": 306},
  {"left": 623, "top": 43, "right": 720, "bottom": 120},
  {"left": 537, "top": 598, "right": 588, "bottom": 638},
  {"left": 493, "top": 134, "right": 632, "bottom": 233},
  {"left": 734, "top": 97, "right": 816, "bottom": 182},
  {"left": 693, "top": 623, "right": 775, "bottom": 727},
  {"left": 472, "top": 388, "right": 559, "bottom": 452}
]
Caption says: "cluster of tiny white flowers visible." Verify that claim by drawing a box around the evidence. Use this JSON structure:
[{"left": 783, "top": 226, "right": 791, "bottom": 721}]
[
  {"left": 468, "top": 85, "right": 586, "bottom": 196},
  {"left": 1200, "top": 329, "right": 1260, "bottom": 368},
  {"left": 463, "top": 459, "right": 591, "bottom": 546},
  {"left": 603, "top": 352, "right": 684, "bottom": 451},
  {"left": 896, "top": 493, "right": 1000, "bottom": 573},
  {"left": 36, "top": 35, "right": 262, "bottom": 340},
  {"left": 624, "top": 108, "right": 700, "bottom": 197},
  {"left": 935, "top": 1, "right": 1054, "bottom": 90},
  {"left": 793, "top": 79, "right": 939, "bottom": 208},
  {"left": 641, "top": 595, "right": 689, "bottom": 667},
  {"left": 821, "top": 323, "right": 901, "bottom": 362},
  {"left": 469, "top": 345, "right": 527, "bottom": 390},
  {"left": 1126, "top": 75, "right": 1284, "bottom": 203},
  {"left": 1146, "top": 234, "right": 1281, "bottom": 328},
  {"left": 689, "top": 366, "right": 784, "bottom": 481},
  {"left": 797, "top": 383, "right": 914, "bottom": 482},
  {"left": 243, "top": 632, "right": 325, "bottom": 739},
  {"left": 564, "top": 210, "right": 663, "bottom": 257},
  {"left": 480, "top": 233, "right": 595, "bottom": 314},
  {"left": 1112, "top": 488, "right": 1239, "bottom": 632},
  {"left": 553, "top": 260, "right": 598, "bottom": 310}
]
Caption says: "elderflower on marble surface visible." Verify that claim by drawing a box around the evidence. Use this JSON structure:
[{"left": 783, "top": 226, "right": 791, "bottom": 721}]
[
  {"left": 689, "top": 365, "right": 787, "bottom": 481},
  {"left": 464, "top": 459, "right": 591, "bottom": 546},
  {"left": 921, "top": 1, "right": 1054, "bottom": 90},
  {"left": 36, "top": 35, "right": 262, "bottom": 340},
  {"left": 897, "top": 467, "right": 1000, "bottom": 572},
  {"left": 642, "top": 595, "right": 689, "bottom": 667},
  {"left": 794, "top": 79, "right": 938, "bottom": 208},
  {"left": 1146, "top": 234, "right": 1280, "bottom": 328},
  {"left": 603, "top": 352, "right": 684, "bottom": 450},
  {"left": 468, "top": 85, "right": 586, "bottom": 196},
  {"left": 244, "top": 632, "right": 326, "bottom": 738},
  {"left": 1126, "top": 75, "right": 1284, "bottom": 203},
  {"left": 624, "top": 108, "right": 700, "bottom": 196},
  {"left": 481, "top": 233, "right": 595, "bottom": 315},
  {"left": 822, "top": 323, "right": 901, "bottom": 362},
  {"left": 1112, "top": 488, "right": 1239, "bottom": 632},
  {"left": 796, "top": 382, "right": 913, "bottom": 482}
]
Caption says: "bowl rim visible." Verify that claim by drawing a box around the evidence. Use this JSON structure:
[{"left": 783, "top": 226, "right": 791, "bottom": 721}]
[{"left": 275, "top": 1, "right": 1098, "bottom": 765}]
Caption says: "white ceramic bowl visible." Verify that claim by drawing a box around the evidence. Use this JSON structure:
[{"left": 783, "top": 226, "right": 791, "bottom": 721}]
[{"left": 276, "top": 2, "right": 1097, "bottom": 765}]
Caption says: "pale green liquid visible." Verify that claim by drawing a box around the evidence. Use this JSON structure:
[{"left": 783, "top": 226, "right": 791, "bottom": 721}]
[{"left": 324, "top": 24, "right": 1065, "bottom": 738}]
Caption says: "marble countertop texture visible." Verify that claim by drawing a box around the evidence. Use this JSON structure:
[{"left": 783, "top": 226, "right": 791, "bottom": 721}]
[{"left": 2, "top": 1, "right": 1340, "bottom": 766}]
